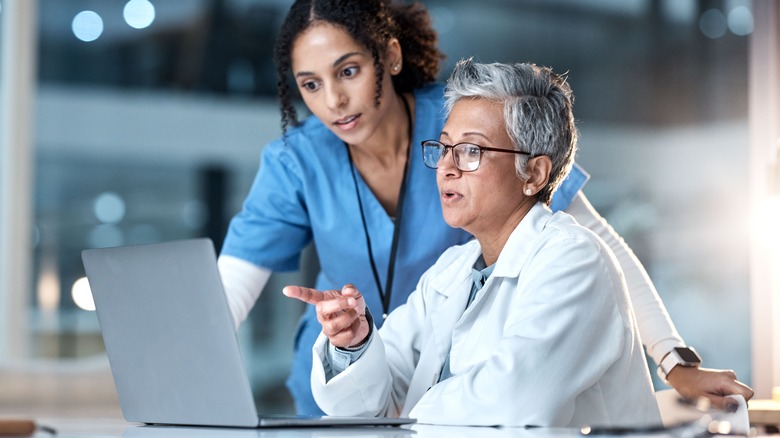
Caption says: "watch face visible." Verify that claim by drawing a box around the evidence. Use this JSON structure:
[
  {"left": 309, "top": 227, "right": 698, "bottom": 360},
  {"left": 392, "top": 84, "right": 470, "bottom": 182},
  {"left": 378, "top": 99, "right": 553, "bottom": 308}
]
[{"left": 675, "top": 347, "right": 701, "bottom": 363}]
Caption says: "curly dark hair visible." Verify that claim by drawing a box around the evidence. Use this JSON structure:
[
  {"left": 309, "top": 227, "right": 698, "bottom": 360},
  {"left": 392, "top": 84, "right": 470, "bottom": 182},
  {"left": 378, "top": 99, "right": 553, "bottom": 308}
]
[{"left": 273, "top": 0, "right": 444, "bottom": 133}]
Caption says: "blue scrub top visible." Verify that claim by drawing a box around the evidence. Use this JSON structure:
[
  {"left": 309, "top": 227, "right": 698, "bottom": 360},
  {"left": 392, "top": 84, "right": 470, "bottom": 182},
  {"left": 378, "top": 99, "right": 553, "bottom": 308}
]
[
  {"left": 221, "top": 83, "right": 589, "bottom": 415},
  {"left": 222, "top": 83, "right": 471, "bottom": 317}
]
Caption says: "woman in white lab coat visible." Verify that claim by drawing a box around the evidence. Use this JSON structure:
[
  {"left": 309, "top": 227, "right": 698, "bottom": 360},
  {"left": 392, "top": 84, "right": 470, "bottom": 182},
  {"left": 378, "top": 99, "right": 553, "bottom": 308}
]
[{"left": 283, "top": 59, "right": 661, "bottom": 426}]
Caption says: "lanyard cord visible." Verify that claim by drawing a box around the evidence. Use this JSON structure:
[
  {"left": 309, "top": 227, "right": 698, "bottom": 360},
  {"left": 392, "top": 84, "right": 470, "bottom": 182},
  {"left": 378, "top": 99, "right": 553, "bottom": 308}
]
[{"left": 346, "top": 95, "right": 413, "bottom": 319}]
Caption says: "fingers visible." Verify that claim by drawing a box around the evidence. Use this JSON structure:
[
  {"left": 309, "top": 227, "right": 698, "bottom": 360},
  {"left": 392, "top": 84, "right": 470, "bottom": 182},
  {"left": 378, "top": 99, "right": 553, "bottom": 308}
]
[
  {"left": 740, "top": 385, "right": 755, "bottom": 402},
  {"left": 282, "top": 284, "right": 365, "bottom": 320},
  {"left": 316, "top": 295, "right": 358, "bottom": 315},
  {"left": 283, "top": 283, "right": 368, "bottom": 347},
  {"left": 706, "top": 369, "right": 754, "bottom": 402},
  {"left": 706, "top": 394, "right": 740, "bottom": 412},
  {"left": 282, "top": 285, "right": 327, "bottom": 305},
  {"left": 703, "top": 378, "right": 754, "bottom": 410},
  {"left": 319, "top": 306, "right": 360, "bottom": 336},
  {"left": 721, "top": 378, "right": 755, "bottom": 402},
  {"left": 317, "top": 299, "right": 368, "bottom": 348},
  {"left": 667, "top": 366, "right": 755, "bottom": 410},
  {"left": 319, "top": 284, "right": 368, "bottom": 348},
  {"left": 341, "top": 284, "right": 363, "bottom": 300},
  {"left": 339, "top": 284, "right": 366, "bottom": 315}
]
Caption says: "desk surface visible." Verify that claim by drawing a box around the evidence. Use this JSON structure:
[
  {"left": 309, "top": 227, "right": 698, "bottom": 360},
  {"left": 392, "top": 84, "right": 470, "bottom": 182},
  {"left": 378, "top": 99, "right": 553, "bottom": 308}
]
[
  {"left": 29, "top": 418, "right": 585, "bottom": 438},
  {"left": 9, "top": 397, "right": 771, "bottom": 438},
  {"left": 26, "top": 417, "right": 780, "bottom": 438}
]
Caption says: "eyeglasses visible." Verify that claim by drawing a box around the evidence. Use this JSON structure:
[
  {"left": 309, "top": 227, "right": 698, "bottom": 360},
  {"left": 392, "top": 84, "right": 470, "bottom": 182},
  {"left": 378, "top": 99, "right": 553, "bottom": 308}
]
[{"left": 421, "top": 140, "right": 531, "bottom": 172}]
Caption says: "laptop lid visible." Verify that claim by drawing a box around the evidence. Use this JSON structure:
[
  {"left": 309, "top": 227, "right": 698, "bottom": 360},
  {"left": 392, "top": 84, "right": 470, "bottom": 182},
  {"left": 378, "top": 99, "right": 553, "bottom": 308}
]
[
  {"left": 83, "top": 238, "right": 261, "bottom": 427},
  {"left": 82, "top": 238, "right": 414, "bottom": 429}
]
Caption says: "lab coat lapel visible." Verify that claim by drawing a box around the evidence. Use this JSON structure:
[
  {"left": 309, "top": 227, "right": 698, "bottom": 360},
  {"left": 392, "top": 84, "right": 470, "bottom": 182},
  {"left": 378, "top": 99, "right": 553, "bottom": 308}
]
[
  {"left": 401, "top": 245, "right": 477, "bottom": 416},
  {"left": 491, "top": 203, "right": 552, "bottom": 279},
  {"left": 403, "top": 205, "right": 551, "bottom": 415}
]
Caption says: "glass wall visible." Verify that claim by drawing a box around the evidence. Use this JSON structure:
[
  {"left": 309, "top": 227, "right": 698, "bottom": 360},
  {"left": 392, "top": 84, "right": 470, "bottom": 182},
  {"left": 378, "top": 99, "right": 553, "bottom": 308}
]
[{"left": 2, "top": 0, "right": 754, "bottom": 414}]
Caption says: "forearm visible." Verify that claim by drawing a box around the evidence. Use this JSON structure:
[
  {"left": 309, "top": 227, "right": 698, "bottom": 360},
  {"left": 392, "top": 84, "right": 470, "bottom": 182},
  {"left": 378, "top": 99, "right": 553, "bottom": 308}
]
[
  {"left": 217, "top": 255, "right": 271, "bottom": 329},
  {"left": 565, "top": 192, "right": 684, "bottom": 365}
]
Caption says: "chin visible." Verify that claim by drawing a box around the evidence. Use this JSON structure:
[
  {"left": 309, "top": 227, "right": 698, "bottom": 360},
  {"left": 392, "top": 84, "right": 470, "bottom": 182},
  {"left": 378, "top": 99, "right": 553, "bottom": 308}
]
[
  {"left": 330, "top": 121, "right": 369, "bottom": 144},
  {"left": 442, "top": 213, "right": 465, "bottom": 230}
]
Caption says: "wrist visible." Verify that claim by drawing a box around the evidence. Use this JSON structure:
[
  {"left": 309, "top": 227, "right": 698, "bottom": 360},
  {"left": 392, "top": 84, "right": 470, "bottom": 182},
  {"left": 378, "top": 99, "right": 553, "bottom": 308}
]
[
  {"left": 657, "top": 346, "right": 702, "bottom": 382},
  {"left": 346, "top": 308, "right": 373, "bottom": 349}
]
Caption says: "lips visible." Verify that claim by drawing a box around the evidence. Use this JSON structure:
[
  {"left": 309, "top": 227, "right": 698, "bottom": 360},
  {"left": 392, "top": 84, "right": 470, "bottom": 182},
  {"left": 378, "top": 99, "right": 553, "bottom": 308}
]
[
  {"left": 333, "top": 114, "right": 361, "bottom": 130},
  {"left": 440, "top": 187, "right": 463, "bottom": 204}
]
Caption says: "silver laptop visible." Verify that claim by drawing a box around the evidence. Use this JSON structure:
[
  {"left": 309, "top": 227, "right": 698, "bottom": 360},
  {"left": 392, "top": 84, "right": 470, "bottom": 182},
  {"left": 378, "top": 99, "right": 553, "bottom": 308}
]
[{"left": 82, "top": 238, "right": 414, "bottom": 428}]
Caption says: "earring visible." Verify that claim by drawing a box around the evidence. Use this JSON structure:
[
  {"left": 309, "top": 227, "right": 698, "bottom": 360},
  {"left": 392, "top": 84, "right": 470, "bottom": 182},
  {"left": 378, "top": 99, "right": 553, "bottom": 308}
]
[
  {"left": 525, "top": 188, "right": 533, "bottom": 196},
  {"left": 393, "top": 65, "right": 400, "bottom": 72}
]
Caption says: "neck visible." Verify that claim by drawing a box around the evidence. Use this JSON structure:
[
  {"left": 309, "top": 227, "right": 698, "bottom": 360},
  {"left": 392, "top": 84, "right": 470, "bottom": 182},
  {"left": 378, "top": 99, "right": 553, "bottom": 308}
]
[
  {"left": 474, "top": 199, "right": 536, "bottom": 266},
  {"left": 348, "top": 93, "right": 411, "bottom": 165}
]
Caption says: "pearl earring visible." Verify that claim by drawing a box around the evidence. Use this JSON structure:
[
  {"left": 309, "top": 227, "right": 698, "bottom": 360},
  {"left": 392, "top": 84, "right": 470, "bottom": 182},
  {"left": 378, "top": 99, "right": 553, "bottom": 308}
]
[
  {"left": 525, "top": 189, "right": 532, "bottom": 196},
  {"left": 393, "top": 65, "right": 400, "bottom": 72}
]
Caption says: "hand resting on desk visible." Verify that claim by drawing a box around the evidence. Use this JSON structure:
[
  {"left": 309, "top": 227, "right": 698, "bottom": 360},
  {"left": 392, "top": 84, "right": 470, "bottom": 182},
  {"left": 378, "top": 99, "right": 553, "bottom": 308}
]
[{"left": 666, "top": 366, "right": 754, "bottom": 411}]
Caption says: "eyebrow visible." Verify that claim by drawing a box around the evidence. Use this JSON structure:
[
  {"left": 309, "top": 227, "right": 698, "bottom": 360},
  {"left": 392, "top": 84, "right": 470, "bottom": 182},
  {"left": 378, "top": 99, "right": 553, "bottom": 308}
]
[
  {"left": 440, "top": 130, "right": 493, "bottom": 143},
  {"left": 294, "top": 52, "right": 363, "bottom": 78}
]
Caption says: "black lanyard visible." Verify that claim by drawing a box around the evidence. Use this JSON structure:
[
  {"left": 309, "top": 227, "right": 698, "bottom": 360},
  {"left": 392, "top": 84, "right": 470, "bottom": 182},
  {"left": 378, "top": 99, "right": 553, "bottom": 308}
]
[{"left": 346, "top": 95, "right": 413, "bottom": 319}]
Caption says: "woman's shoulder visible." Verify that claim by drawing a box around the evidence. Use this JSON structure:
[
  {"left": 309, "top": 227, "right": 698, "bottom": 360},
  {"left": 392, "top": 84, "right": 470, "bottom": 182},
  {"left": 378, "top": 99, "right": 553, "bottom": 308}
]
[
  {"left": 545, "top": 210, "right": 611, "bottom": 256},
  {"left": 412, "top": 83, "right": 447, "bottom": 129},
  {"left": 414, "top": 82, "right": 445, "bottom": 97},
  {"left": 414, "top": 82, "right": 445, "bottom": 106},
  {"left": 259, "top": 115, "right": 346, "bottom": 180},
  {"left": 550, "top": 163, "right": 590, "bottom": 212},
  {"left": 263, "top": 115, "right": 340, "bottom": 157}
]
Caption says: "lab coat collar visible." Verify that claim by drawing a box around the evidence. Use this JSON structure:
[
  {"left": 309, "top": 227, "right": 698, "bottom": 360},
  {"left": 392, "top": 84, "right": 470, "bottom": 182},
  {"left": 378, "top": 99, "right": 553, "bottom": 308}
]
[
  {"left": 426, "top": 243, "right": 481, "bottom": 298},
  {"left": 492, "top": 202, "right": 553, "bottom": 279},
  {"left": 427, "top": 202, "right": 553, "bottom": 297}
]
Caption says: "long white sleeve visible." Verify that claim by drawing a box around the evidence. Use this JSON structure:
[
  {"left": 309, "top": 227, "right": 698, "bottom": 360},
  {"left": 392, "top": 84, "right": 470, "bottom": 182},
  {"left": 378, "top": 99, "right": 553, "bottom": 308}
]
[
  {"left": 217, "top": 255, "right": 271, "bottom": 330},
  {"left": 565, "top": 191, "right": 684, "bottom": 366}
]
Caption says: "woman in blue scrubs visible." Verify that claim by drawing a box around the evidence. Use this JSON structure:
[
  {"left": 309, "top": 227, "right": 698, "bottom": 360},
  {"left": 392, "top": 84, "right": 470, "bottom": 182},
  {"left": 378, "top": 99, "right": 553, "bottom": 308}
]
[{"left": 218, "top": 0, "right": 753, "bottom": 416}]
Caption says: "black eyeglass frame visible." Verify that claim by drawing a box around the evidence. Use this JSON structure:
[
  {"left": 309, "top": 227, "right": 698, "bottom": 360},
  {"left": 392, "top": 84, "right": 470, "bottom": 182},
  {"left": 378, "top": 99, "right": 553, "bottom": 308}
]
[{"left": 421, "top": 139, "right": 533, "bottom": 172}]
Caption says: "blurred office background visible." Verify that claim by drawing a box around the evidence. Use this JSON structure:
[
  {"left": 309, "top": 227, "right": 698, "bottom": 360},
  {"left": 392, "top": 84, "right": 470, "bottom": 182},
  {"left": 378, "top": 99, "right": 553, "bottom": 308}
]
[{"left": 1, "top": 0, "right": 779, "bottom": 417}]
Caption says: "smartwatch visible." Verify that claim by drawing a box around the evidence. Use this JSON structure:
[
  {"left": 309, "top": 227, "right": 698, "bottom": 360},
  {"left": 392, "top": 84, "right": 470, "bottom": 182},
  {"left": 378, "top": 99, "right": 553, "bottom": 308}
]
[{"left": 657, "top": 346, "right": 702, "bottom": 381}]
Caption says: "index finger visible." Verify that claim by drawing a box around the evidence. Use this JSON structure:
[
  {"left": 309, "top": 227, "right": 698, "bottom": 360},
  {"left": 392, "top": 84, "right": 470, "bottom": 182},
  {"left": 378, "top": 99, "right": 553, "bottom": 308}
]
[{"left": 282, "top": 285, "right": 327, "bottom": 305}]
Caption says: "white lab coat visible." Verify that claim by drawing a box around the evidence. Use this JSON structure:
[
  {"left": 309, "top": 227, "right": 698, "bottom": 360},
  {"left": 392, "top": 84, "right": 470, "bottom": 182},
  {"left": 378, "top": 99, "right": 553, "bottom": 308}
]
[{"left": 311, "top": 204, "right": 661, "bottom": 427}]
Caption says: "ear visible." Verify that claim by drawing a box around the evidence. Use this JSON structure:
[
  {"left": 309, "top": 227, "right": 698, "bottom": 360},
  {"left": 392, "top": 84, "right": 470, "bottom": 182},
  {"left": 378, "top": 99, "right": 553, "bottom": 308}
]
[
  {"left": 385, "top": 38, "right": 403, "bottom": 75},
  {"left": 523, "top": 155, "right": 552, "bottom": 197}
]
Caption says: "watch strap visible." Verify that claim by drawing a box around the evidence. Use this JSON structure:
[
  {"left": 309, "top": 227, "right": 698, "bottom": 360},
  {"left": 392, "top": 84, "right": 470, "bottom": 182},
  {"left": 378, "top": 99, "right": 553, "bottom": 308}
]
[{"left": 657, "top": 346, "right": 701, "bottom": 381}]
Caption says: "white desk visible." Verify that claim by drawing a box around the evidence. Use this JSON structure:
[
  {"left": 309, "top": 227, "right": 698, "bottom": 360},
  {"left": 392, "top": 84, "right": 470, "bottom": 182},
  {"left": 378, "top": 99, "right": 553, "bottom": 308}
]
[
  {"left": 29, "top": 419, "right": 583, "bottom": 438},
  {"left": 13, "top": 394, "right": 764, "bottom": 438},
  {"left": 15, "top": 395, "right": 766, "bottom": 438},
  {"left": 28, "top": 418, "right": 779, "bottom": 438}
]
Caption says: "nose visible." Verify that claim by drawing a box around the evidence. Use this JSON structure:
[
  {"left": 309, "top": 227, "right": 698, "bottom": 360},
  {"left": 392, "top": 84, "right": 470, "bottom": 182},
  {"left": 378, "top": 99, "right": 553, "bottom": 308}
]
[
  {"left": 436, "top": 147, "right": 460, "bottom": 178},
  {"left": 324, "top": 82, "right": 346, "bottom": 111}
]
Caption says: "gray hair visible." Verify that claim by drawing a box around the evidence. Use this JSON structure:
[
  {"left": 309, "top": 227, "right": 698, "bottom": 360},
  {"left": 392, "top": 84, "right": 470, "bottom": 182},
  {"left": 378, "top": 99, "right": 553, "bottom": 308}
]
[{"left": 443, "top": 58, "right": 578, "bottom": 206}]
